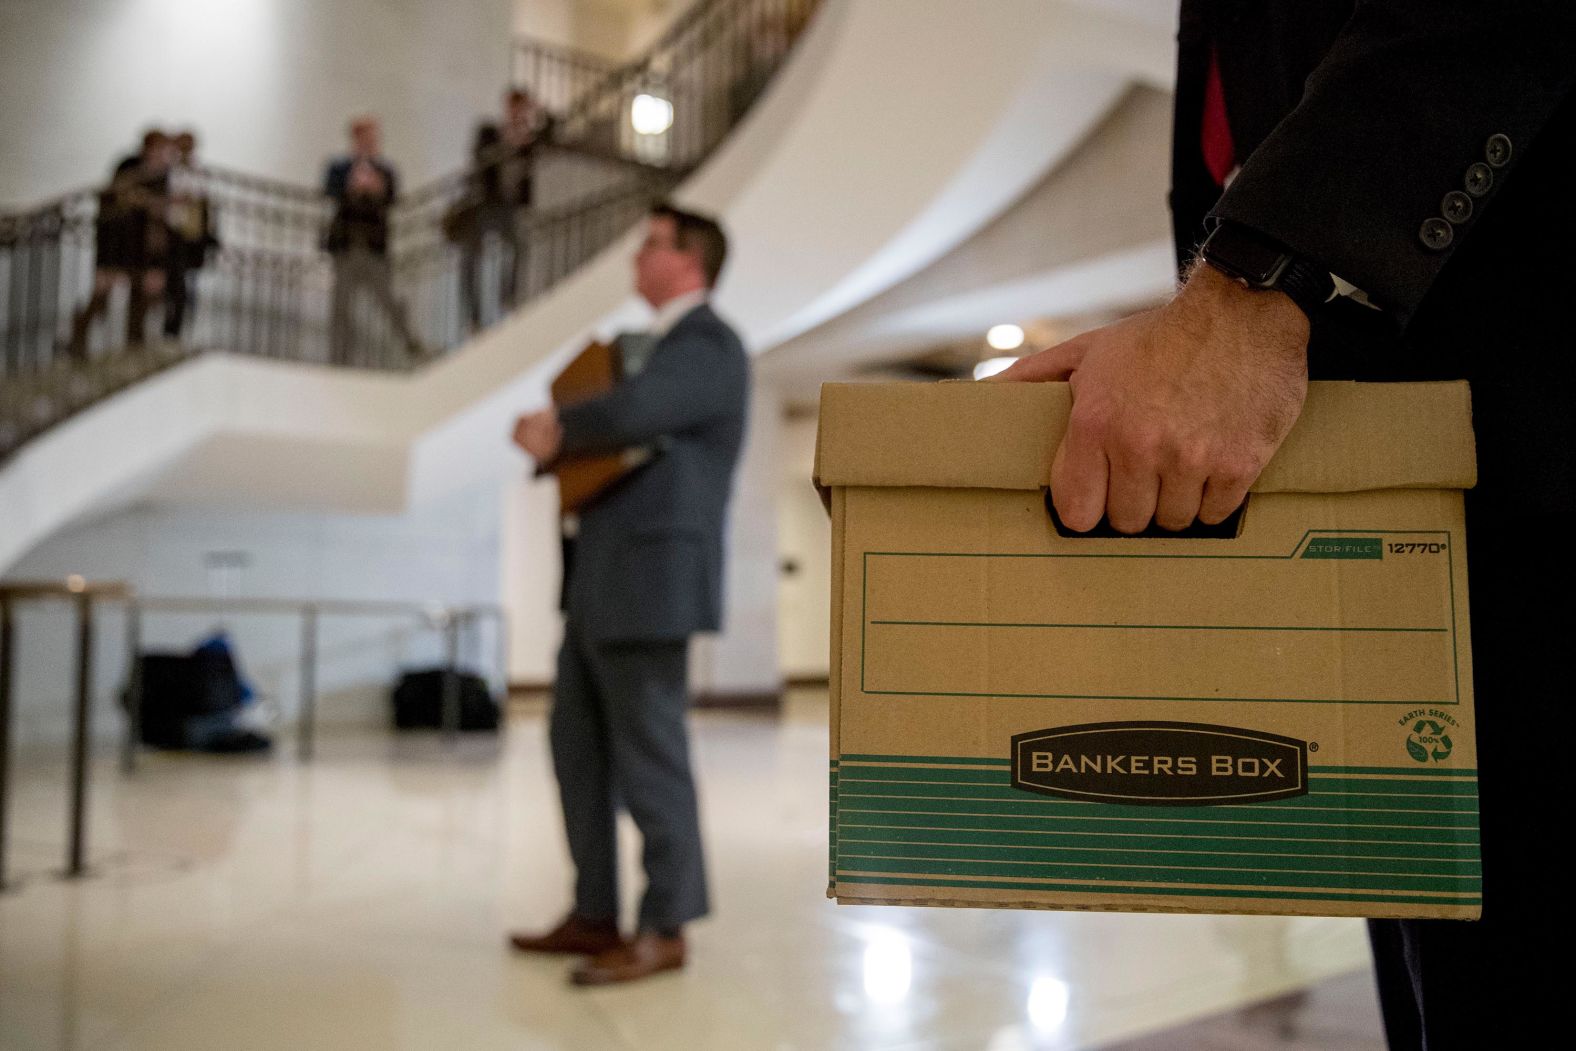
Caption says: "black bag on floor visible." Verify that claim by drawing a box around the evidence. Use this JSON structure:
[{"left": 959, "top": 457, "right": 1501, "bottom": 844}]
[
  {"left": 127, "top": 649, "right": 266, "bottom": 750},
  {"left": 390, "top": 668, "right": 499, "bottom": 732}
]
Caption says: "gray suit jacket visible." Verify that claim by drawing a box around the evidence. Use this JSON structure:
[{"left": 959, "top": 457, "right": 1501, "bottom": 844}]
[{"left": 558, "top": 303, "right": 749, "bottom": 643}]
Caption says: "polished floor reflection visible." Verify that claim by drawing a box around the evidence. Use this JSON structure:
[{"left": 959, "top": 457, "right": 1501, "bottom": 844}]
[{"left": 0, "top": 690, "right": 1380, "bottom": 1050}]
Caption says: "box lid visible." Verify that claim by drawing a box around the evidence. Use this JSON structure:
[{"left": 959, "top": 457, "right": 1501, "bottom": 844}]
[{"left": 814, "top": 380, "right": 1475, "bottom": 496}]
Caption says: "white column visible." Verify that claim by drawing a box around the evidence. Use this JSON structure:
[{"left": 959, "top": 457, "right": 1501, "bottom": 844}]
[
  {"left": 500, "top": 472, "right": 565, "bottom": 685},
  {"left": 690, "top": 380, "right": 783, "bottom": 699},
  {"left": 777, "top": 409, "right": 831, "bottom": 680}
]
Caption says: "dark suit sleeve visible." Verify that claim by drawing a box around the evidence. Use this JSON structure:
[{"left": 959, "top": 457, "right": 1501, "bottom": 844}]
[
  {"left": 557, "top": 322, "right": 746, "bottom": 455},
  {"left": 1211, "top": 0, "right": 1576, "bottom": 319}
]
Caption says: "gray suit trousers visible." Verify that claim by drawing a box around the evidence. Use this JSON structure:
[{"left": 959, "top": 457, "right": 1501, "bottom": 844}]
[{"left": 549, "top": 619, "right": 709, "bottom": 930}]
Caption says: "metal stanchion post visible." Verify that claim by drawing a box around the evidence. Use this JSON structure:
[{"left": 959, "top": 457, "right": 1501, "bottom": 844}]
[
  {"left": 299, "top": 607, "right": 318, "bottom": 762},
  {"left": 0, "top": 596, "right": 15, "bottom": 891},
  {"left": 441, "top": 611, "right": 462, "bottom": 745},
  {"left": 493, "top": 609, "right": 510, "bottom": 709},
  {"left": 65, "top": 592, "right": 94, "bottom": 878},
  {"left": 121, "top": 602, "right": 142, "bottom": 774}
]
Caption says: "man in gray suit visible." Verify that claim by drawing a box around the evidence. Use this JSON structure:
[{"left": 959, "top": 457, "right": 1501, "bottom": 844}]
[{"left": 508, "top": 203, "right": 748, "bottom": 986}]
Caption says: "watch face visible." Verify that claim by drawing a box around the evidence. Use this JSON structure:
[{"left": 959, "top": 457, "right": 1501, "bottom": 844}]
[{"left": 1207, "top": 229, "right": 1288, "bottom": 286}]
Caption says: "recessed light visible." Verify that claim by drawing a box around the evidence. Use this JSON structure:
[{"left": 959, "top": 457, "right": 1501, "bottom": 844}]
[{"left": 986, "top": 324, "right": 1024, "bottom": 351}]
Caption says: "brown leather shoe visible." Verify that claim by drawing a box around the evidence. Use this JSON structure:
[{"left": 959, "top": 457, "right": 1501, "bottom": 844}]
[
  {"left": 507, "top": 913, "right": 623, "bottom": 956},
  {"left": 570, "top": 930, "right": 686, "bottom": 986}
]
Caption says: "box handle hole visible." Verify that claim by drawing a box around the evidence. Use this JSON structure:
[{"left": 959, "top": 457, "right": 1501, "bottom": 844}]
[{"left": 1044, "top": 491, "right": 1247, "bottom": 539}]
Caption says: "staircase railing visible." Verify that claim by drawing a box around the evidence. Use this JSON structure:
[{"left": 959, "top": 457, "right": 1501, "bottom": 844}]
[
  {"left": 511, "top": 38, "right": 622, "bottom": 116},
  {"left": 0, "top": 0, "right": 822, "bottom": 465},
  {"left": 552, "top": 0, "right": 818, "bottom": 170}
]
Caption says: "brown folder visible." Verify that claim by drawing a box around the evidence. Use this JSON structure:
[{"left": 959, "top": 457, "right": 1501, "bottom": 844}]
[{"left": 542, "top": 340, "right": 646, "bottom": 514}]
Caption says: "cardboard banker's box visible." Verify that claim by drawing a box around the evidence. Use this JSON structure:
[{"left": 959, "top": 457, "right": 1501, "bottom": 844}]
[{"left": 816, "top": 381, "right": 1480, "bottom": 920}]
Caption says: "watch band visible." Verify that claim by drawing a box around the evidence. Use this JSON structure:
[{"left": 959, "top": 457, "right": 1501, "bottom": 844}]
[
  {"left": 1272, "top": 257, "right": 1336, "bottom": 319},
  {"left": 1200, "top": 221, "right": 1334, "bottom": 319}
]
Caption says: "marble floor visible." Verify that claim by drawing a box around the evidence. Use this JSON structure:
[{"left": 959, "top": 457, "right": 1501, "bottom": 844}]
[{"left": 0, "top": 690, "right": 1382, "bottom": 1050}]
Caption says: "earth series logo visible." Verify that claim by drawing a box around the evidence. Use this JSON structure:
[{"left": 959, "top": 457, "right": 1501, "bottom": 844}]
[{"left": 1398, "top": 708, "right": 1462, "bottom": 764}]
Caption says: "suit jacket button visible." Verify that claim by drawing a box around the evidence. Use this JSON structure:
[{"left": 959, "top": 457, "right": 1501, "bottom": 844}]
[
  {"left": 1485, "top": 133, "right": 1513, "bottom": 167},
  {"left": 1464, "top": 162, "right": 1494, "bottom": 197},
  {"left": 1419, "top": 218, "right": 1454, "bottom": 251},
  {"left": 1442, "top": 190, "right": 1474, "bottom": 223}
]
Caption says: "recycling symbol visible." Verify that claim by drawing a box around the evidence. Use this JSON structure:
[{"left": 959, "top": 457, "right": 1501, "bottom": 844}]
[{"left": 1406, "top": 719, "right": 1453, "bottom": 764}]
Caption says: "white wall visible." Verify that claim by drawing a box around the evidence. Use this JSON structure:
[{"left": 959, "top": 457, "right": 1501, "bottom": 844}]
[
  {"left": 500, "top": 464, "right": 565, "bottom": 685},
  {"left": 762, "top": 85, "right": 1178, "bottom": 380},
  {"left": 0, "top": 0, "right": 514, "bottom": 205},
  {"left": 777, "top": 409, "right": 829, "bottom": 679},
  {"left": 3, "top": 481, "right": 506, "bottom": 749},
  {"left": 693, "top": 380, "right": 782, "bottom": 696}
]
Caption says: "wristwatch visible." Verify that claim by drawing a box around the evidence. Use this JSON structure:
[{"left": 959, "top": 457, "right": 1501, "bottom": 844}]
[{"left": 1199, "top": 221, "right": 1334, "bottom": 319}]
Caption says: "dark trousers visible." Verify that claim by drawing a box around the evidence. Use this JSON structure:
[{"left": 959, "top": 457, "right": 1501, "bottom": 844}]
[
  {"left": 67, "top": 268, "right": 159, "bottom": 357},
  {"left": 161, "top": 248, "right": 203, "bottom": 338},
  {"left": 1367, "top": 439, "right": 1566, "bottom": 1048},
  {"left": 458, "top": 204, "right": 522, "bottom": 330},
  {"left": 163, "top": 261, "right": 194, "bottom": 339},
  {"left": 549, "top": 621, "right": 709, "bottom": 931},
  {"left": 329, "top": 248, "right": 419, "bottom": 366}
]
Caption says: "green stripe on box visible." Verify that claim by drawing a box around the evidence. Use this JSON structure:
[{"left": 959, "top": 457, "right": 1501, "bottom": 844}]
[
  {"left": 1309, "top": 766, "right": 1478, "bottom": 778},
  {"left": 837, "top": 855, "right": 1479, "bottom": 893},
  {"left": 836, "top": 784, "right": 1477, "bottom": 812},
  {"left": 837, "top": 766, "right": 1479, "bottom": 799},
  {"left": 829, "top": 768, "right": 839, "bottom": 879},
  {"left": 837, "top": 825, "right": 1479, "bottom": 863},
  {"left": 830, "top": 758, "right": 1481, "bottom": 897},
  {"left": 835, "top": 783, "right": 1478, "bottom": 815},
  {"left": 838, "top": 806, "right": 1475, "bottom": 838},
  {"left": 836, "top": 839, "right": 1478, "bottom": 878},
  {"left": 834, "top": 874, "right": 1482, "bottom": 909},
  {"left": 838, "top": 795, "right": 1479, "bottom": 829},
  {"left": 837, "top": 810, "right": 1479, "bottom": 846}
]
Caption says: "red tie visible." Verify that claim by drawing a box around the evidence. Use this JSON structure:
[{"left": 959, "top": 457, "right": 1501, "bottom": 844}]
[{"left": 1201, "top": 48, "right": 1236, "bottom": 187}]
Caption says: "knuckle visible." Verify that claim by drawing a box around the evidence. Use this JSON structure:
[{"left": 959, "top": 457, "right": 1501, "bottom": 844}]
[
  {"left": 1114, "top": 425, "right": 1162, "bottom": 464},
  {"left": 1217, "top": 455, "right": 1262, "bottom": 488},
  {"left": 1174, "top": 440, "right": 1212, "bottom": 476},
  {"left": 1067, "top": 404, "right": 1109, "bottom": 441}
]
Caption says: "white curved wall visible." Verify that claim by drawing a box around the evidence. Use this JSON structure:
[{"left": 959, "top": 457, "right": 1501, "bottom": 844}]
[{"left": 764, "top": 85, "right": 1180, "bottom": 381}]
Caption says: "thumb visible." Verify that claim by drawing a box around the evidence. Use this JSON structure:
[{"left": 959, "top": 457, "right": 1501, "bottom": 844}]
[{"left": 989, "top": 333, "right": 1092, "bottom": 383}]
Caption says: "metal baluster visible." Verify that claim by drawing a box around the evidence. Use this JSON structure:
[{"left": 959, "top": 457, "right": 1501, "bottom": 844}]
[
  {"left": 121, "top": 602, "right": 142, "bottom": 774},
  {"left": 442, "top": 611, "right": 462, "bottom": 745},
  {"left": 65, "top": 592, "right": 94, "bottom": 878},
  {"left": 0, "top": 596, "right": 15, "bottom": 892},
  {"left": 299, "top": 607, "right": 318, "bottom": 762}
]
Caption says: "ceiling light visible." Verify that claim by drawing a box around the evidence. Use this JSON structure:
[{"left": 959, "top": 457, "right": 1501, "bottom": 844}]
[
  {"left": 986, "top": 323, "right": 1025, "bottom": 351},
  {"left": 631, "top": 93, "right": 674, "bottom": 135}
]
